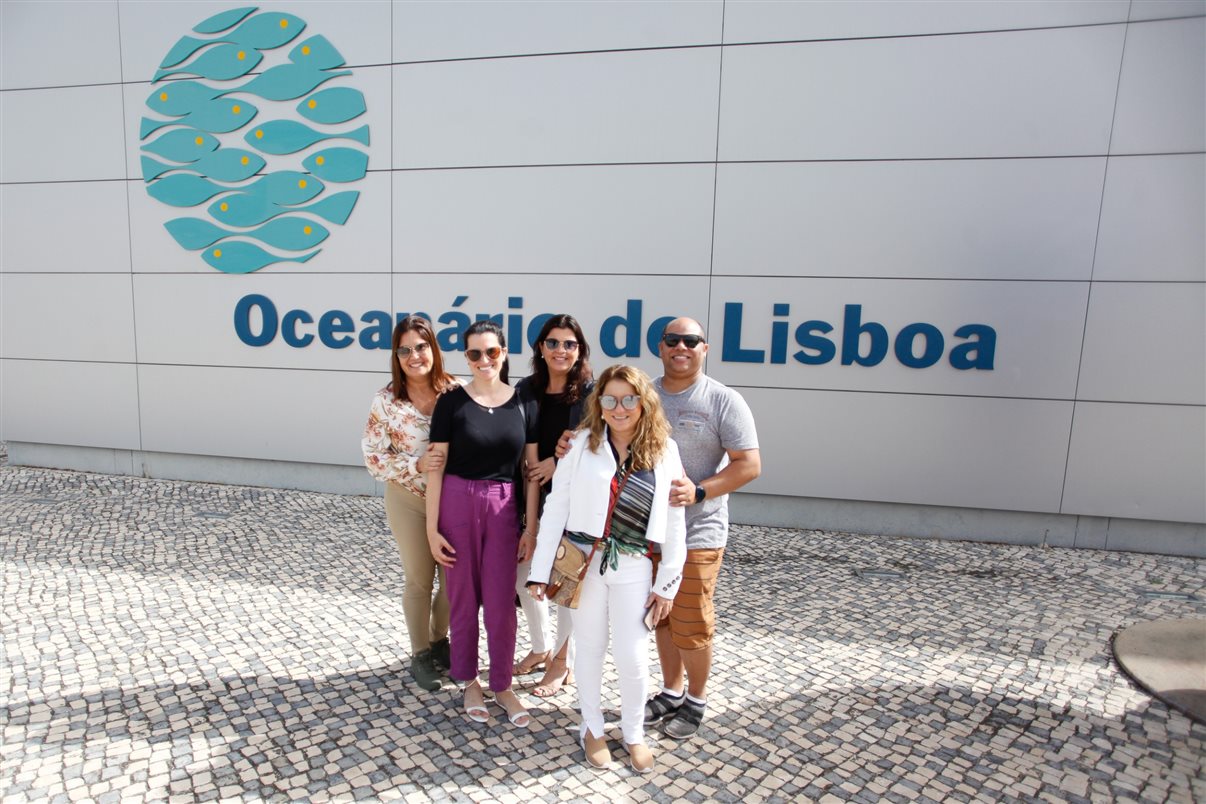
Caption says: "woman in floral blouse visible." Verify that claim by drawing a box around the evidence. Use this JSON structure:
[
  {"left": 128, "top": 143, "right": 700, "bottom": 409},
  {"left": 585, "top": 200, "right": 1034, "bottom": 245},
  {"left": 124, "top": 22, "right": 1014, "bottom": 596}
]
[{"left": 362, "top": 316, "right": 460, "bottom": 692}]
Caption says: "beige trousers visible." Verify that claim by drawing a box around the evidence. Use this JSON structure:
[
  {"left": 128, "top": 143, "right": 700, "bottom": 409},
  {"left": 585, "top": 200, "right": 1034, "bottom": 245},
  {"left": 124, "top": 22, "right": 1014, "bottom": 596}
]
[{"left": 385, "top": 481, "right": 449, "bottom": 655}]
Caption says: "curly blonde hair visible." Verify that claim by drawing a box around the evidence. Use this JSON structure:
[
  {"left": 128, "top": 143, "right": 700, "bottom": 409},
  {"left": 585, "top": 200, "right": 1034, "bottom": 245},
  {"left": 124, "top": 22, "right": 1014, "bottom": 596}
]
[{"left": 582, "top": 365, "right": 671, "bottom": 471}]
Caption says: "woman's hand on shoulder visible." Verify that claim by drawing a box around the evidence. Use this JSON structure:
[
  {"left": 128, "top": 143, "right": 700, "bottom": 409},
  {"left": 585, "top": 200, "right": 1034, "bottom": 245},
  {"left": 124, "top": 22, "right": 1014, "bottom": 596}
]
[{"left": 553, "top": 428, "right": 576, "bottom": 460}]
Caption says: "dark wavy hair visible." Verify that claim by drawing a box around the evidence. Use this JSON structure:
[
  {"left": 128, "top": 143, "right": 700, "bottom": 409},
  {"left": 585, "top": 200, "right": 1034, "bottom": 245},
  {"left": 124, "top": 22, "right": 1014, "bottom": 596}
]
[
  {"left": 528, "top": 313, "right": 592, "bottom": 403},
  {"left": 390, "top": 316, "right": 456, "bottom": 402},
  {"left": 463, "top": 319, "right": 510, "bottom": 385}
]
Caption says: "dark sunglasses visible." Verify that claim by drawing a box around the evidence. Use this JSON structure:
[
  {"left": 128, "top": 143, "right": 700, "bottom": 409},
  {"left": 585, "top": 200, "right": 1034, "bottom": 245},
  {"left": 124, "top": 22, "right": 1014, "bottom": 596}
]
[
  {"left": 465, "top": 346, "right": 503, "bottom": 362},
  {"left": 395, "top": 342, "right": 431, "bottom": 357},
  {"left": 543, "top": 338, "right": 579, "bottom": 352},
  {"left": 662, "top": 333, "right": 706, "bottom": 349},
  {"left": 600, "top": 394, "right": 640, "bottom": 411}
]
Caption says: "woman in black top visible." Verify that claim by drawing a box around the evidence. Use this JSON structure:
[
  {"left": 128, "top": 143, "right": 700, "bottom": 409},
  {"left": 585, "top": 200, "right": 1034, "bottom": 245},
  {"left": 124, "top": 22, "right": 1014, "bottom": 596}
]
[
  {"left": 513, "top": 314, "right": 594, "bottom": 697},
  {"left": 426, "top": 321, "right": 540, "bottom": 727}
]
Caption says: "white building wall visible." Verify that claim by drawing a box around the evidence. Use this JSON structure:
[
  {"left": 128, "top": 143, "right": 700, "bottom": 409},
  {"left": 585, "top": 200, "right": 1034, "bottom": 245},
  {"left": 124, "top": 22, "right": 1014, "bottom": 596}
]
[{"left": 1, "top": 0, "right": 1203, "bottom": 555}]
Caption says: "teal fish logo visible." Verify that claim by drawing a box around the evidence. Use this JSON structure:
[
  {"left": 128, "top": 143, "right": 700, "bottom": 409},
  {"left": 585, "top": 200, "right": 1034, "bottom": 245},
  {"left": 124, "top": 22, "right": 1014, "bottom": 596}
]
[{"left": 141, "top": 6, "right": 367, "bottom": 274}]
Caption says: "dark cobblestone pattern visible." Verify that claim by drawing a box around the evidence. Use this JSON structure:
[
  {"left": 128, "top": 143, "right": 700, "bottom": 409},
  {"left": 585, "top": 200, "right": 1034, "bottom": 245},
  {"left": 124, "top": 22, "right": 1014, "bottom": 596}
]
[{"left": 1, "top": 462, "right": 1203, "bottom": 802}]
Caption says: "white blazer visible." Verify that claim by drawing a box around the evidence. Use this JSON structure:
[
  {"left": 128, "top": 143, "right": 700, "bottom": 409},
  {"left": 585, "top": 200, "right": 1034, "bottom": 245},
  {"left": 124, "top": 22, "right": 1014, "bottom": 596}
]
[{"left": 529, "top": 429, "right": 686, "bottom": 600}]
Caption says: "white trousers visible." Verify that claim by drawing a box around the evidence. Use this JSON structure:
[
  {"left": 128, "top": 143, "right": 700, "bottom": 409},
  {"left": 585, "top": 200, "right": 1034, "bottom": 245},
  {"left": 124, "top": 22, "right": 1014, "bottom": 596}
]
[
  {"left": 516, "top": 560, "right": 574, "bottom": 662},
  {"left": 571, "top": 550, "right": 651, "bottom": 746}
]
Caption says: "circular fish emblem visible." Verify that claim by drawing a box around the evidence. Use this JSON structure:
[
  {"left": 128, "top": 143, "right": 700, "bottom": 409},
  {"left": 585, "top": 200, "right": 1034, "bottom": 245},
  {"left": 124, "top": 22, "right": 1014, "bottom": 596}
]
[{"left": 141, "top": 6, "right": 368, "bottom": 274}]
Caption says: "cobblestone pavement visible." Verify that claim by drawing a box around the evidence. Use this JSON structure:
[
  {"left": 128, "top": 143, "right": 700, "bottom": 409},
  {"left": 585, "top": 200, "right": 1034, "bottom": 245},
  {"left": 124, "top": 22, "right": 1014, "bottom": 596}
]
[{"left": 2, "top": 460, "right": 1204, "bottom": 803}]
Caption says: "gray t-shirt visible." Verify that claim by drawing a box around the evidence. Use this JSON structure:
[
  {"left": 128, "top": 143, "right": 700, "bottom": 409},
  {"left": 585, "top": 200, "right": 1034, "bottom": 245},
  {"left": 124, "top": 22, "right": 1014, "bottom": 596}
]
[{"left": 655, "top": 374, "right": 759, "bottom": 549}]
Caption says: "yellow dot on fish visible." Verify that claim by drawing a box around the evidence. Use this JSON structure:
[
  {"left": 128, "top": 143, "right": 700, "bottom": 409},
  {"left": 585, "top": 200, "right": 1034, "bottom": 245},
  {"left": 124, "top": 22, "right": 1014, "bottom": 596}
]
[
  {"left": 240, "top": 156, "right": 249, "bottom": 165},
  {"left": 302, "top": 45, "right": 311, "bottom": 55},
  {"left": 220, "top": 202, "right": 229, "bottom": 212},
  {"left": 237, "top": 51, "right": 246, "bottom": 61},
  {"left": 315, "top": 156, "right": 325, "bottom": 166},
  {"left": 159, "top": 92, "right": 168, "bottom": 102},
  {"left": 308, "top": 99, "right": 317, "bottom": 109},
  {"left": 213, "top": 249, "right": 222, "bottom": 258},
  {"left": 298, "top": 179, "right": 307, "bottom": 188},
  {"left": 303, "top": 226, "right": 313, "bottom": 235},
  {"left": 280, "top": 18, "right": 288, "bottom": 28},
  {"left": 194, "top": 136, "right": 204, "bottom": 146},
  {"left": 255, "top": 129, "right": 263, "bottom": 139},
  {"left": 232, "top": 105, "right": 241, "bottom": 114}
]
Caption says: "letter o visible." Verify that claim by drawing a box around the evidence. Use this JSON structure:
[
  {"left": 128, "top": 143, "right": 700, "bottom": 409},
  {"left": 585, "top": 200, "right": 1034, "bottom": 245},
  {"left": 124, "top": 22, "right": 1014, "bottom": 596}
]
[
  {"left": 894, "top": 323, "right": 944, "bottom": 368},
  {"left": 233, "top": 294, "right": 278, "bottom": 347}
]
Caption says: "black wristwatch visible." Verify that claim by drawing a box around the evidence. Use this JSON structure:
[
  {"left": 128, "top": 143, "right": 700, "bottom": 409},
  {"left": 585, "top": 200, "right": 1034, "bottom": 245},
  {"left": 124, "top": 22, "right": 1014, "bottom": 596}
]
[{"left": 694, "top": 484, "right": 707, "bottom": 504}]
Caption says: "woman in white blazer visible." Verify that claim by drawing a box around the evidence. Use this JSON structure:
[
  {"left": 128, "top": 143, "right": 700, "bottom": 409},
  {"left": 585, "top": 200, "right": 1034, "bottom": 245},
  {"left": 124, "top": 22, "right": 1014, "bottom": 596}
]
[{"left": 527, "top": 365, "right": 686, "bottom": 773}]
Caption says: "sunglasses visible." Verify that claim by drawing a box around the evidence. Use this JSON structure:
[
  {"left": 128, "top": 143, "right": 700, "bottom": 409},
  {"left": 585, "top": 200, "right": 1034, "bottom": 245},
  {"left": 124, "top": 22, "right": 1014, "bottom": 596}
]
[
  {"left": 662, "top": 333, "right": 706, "bottom": 349},
  {"left": 465, "top": 346, "right": 503, "bottom": 362},
  {"left": 543, "top": 338, "right": 579, "bottom": 352},
  {"left": 395, "top": 342, "right": 431, "bottom": 358},
  {"left": 600, "top": 394, "right": 640, "bottom": 411}
]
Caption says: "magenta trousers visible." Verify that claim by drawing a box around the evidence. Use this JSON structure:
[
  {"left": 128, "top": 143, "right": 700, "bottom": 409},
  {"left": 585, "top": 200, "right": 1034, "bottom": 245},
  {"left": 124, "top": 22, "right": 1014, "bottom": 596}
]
[{"left": 438, "top": 474, "right": 520, "bottom": 692}]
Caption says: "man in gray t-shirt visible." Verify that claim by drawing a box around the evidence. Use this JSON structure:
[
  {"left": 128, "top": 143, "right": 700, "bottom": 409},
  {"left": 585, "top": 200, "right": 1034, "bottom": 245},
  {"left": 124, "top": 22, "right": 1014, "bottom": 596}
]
[{"left": 645, "top": 317, "right": 760, "bottom": 740}]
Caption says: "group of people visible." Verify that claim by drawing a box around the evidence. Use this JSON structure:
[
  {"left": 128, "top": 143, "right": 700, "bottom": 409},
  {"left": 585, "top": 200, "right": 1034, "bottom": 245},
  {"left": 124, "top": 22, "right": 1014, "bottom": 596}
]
[{"left": 361, "top": 312, "right": 759, "bottom": 772}]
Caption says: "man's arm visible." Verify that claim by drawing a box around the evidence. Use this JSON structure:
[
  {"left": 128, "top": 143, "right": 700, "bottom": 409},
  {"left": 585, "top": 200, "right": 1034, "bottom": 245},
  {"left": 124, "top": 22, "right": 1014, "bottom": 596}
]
[{"left": 669, "top": 448, "right": 761, "bottom": 507}]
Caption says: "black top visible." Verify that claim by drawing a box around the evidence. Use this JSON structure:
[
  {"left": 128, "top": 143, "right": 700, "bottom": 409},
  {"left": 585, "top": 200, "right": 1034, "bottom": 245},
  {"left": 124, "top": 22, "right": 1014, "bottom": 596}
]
[
  {"left": 429, "top": 386, "right": 538, "bottom": 482},
  {"left": 536, "top": 392, "right": 573, "bottom": 462}
]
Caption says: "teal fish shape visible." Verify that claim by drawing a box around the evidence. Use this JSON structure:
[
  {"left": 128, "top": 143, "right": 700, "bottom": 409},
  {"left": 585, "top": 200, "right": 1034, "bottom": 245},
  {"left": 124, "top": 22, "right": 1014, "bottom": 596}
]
[
  {"left": 202, "top": 241, "right": 318, "bottom": 274},
  {"left": 246, "top": 121, "right": 368, "bottom": 155},
  {"left": 154, "top": 43, "right": 262, "bottom": 82},
  {"left": 289, "top": 35, "right": 346, "bottom": 70},
  {"left": 147, "top": 175, "right": 231, "bottom": 207},
  {"left": 302, "top": 148, "right": 368, "bottom": 183},
  {"left": 164, "top": 216, "right": 329, "bottom": 251},
  {"left": 140, "top": 97, "right": 258, "bottom": 138},
  {"left": 145, "top": 81, "right": 222, "bottom": 116},
  {"left": 208, "top": 189, "right": 359, "bottom": 227},
  {"left": 158, "top": 13, "right": 305, "bottom": 68},
  {"left": 192, "top": 6, "right": 256, "bottom": 34},
  {"left": 141, "top": 149, "right": 265, "bottom": 182},
  {"left": 141, "top": 129, "right": 219, "bottom": 163},
  {"left": 221, "top": 63, "right": 350, "bottom": 102},
  {"left": 297, "top": 88, "right": 365, "bottom": 125}
]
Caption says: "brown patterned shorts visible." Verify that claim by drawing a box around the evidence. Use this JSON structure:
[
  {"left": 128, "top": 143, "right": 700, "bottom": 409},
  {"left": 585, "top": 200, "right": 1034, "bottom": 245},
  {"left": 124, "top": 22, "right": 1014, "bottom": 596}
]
[{"left": 651, "top": 547, "right": 725, "bottom": 651}]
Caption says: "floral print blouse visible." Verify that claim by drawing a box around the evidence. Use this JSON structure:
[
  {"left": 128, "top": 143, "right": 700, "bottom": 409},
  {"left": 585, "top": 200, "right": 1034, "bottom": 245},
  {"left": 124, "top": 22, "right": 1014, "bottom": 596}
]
[{"left": 362, "top": 382, "right": 459, "bottom": 498}]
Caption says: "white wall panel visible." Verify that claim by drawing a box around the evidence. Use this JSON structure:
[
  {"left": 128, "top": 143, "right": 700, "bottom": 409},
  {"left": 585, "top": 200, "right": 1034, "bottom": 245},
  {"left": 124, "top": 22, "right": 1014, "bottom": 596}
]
[
  {"left": 712, "top": 158, "right": 1106, "bottom": 281},
  {"left": 0, "top": 274, "right": 135, "bottom": 362},
  {"left": 393, "top": 164, "right": 714, "bottom": 275},
  {"left": 719, "top": 25, "right": 1124, "bottom": 161},
  {"left": 1063, "top": 402, "right": 1206, "bottom": 523},
  {"left": 741, "top": 387, "right": 1073, "bottom": 514},
  {"left": 0, "top": 1, "right": 122, "bottom": 89},
  {"left": 118, "top": 0, "right": 391, "bottom": 84},
  {"left": 391, "top": 274, "right": 710, "bottom": 381},
  {"left": 138, "top": 364, "right": 380, "bottom": 465},
  {"left": 1, "top": 181, "right": 131, "bottom": 273},
  {"left": 129, "top": 171, "right": 390, "bottom": 274},
  {"left": 724, "top": 0, "right": 1128, "bottom": 43},
  {"left": 393, "top": 48, "right": 720, "bottom": 168},
  {"left": 0, "top": 359, "right": 140, "bottom": 449},
  {"left": 1078, "top": 282, "right": 1206, "bottom": 405},
  {"left": 1112, "top": 17, "right": 1206, "bottom": 154},
  {"left": 1095, "top": 154, "right": 1206, "bottom": 282},
  {"left": 704, "top": 277, "right": 1087, "bottom": 399},
  {"left": 0, "top": 85, "right": 127, "bottom": 183},
  {"left": 1129, "top": 0, "right": 1206, "bottom": 22},
  {"left": 132, "top": 273, "right": 390, "bottom": 371},
  {"left": 394, "top": 0, "right": 722, "bottom": 61}
]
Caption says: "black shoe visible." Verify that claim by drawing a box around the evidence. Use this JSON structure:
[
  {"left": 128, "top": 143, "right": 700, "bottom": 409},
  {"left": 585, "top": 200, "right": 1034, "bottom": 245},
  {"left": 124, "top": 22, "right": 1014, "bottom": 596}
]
[
  {"left": 410, "top": 649, "right": 442, "bottom": 691},
  {"left": 662, "top": 698, "right": 705, "bottom": 739},
  {"left": 643, "top": 691, "right": 684, "bottom": 726},
  {"left": 430, "top": 638, "right": 450, "bottom": 672}
]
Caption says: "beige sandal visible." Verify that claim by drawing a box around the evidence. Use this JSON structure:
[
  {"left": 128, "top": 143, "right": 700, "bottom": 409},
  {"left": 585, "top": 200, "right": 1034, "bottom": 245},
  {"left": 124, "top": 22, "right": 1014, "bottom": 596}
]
[
  {"left": 513, "top": 650, "right": 550, "bottom": 676},
  {"left": 531, "top": 657, "right": 573, "bottom": 698}
]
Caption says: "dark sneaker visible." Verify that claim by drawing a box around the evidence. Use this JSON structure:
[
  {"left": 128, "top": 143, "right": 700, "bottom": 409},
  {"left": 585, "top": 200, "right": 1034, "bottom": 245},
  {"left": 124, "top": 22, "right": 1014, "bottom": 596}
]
[
  {"left": 662, "top": 698, "right": 705, "bottom": 740},
  {"left": 643, "top": 691, "right": 684, "bottom": 726},
  {"left": 410, "top": 649, "right": 442, "bottom": 692},
  {"left": 430, "top": 638, "right": 450, "bottom": 672}
]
